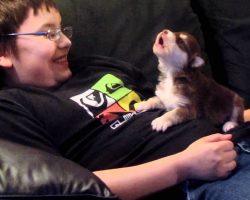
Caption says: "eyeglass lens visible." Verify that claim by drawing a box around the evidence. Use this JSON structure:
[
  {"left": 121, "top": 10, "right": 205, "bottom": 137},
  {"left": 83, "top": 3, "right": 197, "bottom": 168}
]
[
  {"left": 62, "top": 27, "right": 73, "bottom": 38},
  {"left": 48, "top": 27, "right": 72, "bottom": 41}
]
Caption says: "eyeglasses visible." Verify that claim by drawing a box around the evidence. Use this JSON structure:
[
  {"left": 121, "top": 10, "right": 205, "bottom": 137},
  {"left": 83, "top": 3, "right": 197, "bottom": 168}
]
[{"left": 4, "top": 26, "right": 73, "bottom": 41}]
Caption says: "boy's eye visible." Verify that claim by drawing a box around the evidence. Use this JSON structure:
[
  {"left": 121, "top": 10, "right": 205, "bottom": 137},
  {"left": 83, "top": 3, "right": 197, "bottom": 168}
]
[
  {"left": 47, "top": 29, "right": 60, "bottom": 40},
  {"left": 49, "top": 30, "right": 57, "bottom": 38}
]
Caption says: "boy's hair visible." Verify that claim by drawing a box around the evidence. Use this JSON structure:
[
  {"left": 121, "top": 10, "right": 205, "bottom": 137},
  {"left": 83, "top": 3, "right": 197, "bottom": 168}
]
[{"left": 0, "top": 0, "right": 58, "bottom": 55}]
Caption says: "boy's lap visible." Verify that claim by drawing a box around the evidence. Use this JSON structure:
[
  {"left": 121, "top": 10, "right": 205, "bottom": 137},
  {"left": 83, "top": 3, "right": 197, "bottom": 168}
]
[{"left": 187, "top": 139, "right": 250, "bottom": 200}]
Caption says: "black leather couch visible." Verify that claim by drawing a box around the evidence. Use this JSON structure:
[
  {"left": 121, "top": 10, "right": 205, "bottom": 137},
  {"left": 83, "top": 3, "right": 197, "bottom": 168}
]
[{"left": 0, "top": 0, "right": 250, "bottom": 199}]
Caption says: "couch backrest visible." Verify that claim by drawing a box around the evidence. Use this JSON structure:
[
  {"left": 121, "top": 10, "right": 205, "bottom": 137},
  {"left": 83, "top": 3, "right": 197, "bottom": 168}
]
[
  {"left": 193, "top": 0, "right": 250, "bottom": 108},
  {"left": 55, "top": 0, "right": 210, "bottom": 86}
]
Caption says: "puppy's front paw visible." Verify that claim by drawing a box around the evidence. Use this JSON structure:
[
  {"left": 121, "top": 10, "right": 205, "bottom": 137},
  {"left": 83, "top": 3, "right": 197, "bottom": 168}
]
[
  {"left": 223, "top": 121, "right": 238, "bottom": 132},
  {"left": 151, "top": 117, "right": 171, "bottom": 132},
  {"left": 135, "top": 101, "right": 151, "bottom": 112}
]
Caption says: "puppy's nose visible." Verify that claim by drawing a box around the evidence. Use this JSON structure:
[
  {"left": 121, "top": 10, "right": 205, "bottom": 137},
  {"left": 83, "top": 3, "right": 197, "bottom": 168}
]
[{"left": 163, "top": 30, "right": 168, "bottom": 34}]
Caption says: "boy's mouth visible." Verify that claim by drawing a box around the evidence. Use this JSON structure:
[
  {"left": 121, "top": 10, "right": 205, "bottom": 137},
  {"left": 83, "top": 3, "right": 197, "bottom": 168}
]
[
  {"left": 53, "top": 55, "right": 68, "bottom": 65},
  {"left": 54, "top": 54, "right": 67, "bottom": 60}
]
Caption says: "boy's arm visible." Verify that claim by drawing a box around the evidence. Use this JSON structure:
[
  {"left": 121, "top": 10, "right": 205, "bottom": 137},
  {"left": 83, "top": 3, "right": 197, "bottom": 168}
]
[{"left": 94, "top": 134, "right": 236, "bottom": 200}]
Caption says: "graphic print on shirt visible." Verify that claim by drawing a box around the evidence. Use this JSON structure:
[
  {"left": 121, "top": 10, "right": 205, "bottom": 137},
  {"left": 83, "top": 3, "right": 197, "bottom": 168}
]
[{"left": 70, "top": 74, "right": 142, "bottom": 129}]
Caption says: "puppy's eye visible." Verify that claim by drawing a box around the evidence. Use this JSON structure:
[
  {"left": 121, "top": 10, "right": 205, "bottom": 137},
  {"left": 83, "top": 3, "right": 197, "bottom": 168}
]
[
  {"left": 176, "top": 37, "right": 189, "bottom": 52},
  {"left": 177, "top": 37, "right": 185, "bottom": 46}
]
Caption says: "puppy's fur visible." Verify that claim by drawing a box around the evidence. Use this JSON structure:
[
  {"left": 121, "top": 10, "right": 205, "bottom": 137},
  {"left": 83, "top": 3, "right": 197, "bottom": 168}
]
[{"left": 136, "top": 29, "right": 244, "bottom": 132}]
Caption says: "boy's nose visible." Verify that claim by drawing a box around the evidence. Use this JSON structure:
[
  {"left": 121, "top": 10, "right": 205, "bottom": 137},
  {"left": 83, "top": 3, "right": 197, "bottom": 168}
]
[{"left": 58, "top": 34, "right": 72, "bottom": 49}]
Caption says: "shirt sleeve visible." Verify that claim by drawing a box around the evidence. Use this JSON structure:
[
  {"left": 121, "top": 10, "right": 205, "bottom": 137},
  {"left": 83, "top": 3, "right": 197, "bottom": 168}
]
[{"left": 0, "top": 90, "right": 58, "bottom": 155}]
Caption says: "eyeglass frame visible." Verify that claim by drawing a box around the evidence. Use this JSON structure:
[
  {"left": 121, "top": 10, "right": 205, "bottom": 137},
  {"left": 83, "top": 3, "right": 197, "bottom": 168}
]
[{"left": 3, "top": 26, "right": 73, "bottom": 41}]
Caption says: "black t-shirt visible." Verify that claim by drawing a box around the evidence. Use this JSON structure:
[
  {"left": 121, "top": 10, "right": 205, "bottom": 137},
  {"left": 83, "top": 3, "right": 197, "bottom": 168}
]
[{"left": 0, "top": 56, "right": 219, "bottom": 170}]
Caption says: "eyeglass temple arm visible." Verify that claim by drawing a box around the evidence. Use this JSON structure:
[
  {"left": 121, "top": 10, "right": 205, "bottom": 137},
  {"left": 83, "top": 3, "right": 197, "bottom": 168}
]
[{"left": 6, "top": 32, "right": 47, "bottom": 36}]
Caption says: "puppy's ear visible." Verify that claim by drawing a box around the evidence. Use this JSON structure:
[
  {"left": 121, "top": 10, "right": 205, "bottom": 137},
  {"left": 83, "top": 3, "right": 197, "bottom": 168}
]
[{"left": 191, "top": 56, "right": 204, "bottom": 68}]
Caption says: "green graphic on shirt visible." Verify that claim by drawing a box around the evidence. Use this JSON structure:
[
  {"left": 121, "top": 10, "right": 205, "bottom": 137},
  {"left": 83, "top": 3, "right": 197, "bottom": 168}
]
[
  {"left": 91, "top": 74, "right": 131, "bottom": 101},
  {"left": 71, "top": 73, "right": 142, "bottom": 128}
]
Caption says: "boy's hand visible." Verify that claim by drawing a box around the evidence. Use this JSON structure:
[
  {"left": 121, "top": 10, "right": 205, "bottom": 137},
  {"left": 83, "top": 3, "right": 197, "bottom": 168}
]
[{"left": 181, "top": 134, "right": 237, "bottom": 180}]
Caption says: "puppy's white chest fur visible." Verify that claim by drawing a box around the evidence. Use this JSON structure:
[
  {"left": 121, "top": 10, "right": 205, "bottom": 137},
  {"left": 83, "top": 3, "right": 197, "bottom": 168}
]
[{"left": 156, "top": 73, "right": 189, "bottom": 111}]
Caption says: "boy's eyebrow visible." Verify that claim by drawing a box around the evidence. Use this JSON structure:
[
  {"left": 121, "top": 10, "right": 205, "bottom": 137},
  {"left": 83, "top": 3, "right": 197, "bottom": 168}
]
[{"left": 38, "top": 22, "right": 61, "bottom": 30}]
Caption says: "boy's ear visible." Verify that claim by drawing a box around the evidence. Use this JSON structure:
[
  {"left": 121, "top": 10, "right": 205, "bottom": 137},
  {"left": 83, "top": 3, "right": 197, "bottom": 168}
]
[
  {"left": 0, "top": 54, "right": 13, "bottom": 68},
  {"left": 191, "top": 56, "right": 204, "bottom": 68}
]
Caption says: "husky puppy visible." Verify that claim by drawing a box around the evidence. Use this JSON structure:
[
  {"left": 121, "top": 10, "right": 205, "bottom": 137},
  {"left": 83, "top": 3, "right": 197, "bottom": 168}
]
[{"left": 136, "top": 29, "right": 244, "bottom": 132}]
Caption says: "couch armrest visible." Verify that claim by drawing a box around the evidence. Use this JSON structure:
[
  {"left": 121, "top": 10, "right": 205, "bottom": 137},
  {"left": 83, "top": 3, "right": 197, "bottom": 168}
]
[{"left": 0, "top": 139, "right": 119, "bottom": 200}]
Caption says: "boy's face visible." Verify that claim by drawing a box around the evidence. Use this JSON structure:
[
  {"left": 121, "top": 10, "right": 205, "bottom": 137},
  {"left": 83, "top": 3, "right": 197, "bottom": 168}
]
[{"left": 5, "top": 5, "right": 72, "bottom": 88}]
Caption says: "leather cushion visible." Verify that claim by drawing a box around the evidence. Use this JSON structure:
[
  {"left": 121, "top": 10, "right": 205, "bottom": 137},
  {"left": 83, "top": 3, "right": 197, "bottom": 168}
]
[{"left": 0, "top": 139, "right": 119, "bottom": 199}]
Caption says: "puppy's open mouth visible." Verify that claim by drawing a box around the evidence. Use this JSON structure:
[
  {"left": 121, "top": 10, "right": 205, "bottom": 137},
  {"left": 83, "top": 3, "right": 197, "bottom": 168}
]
[{"left": 159, "top": 37, "right": 164, "bottom": 45}]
